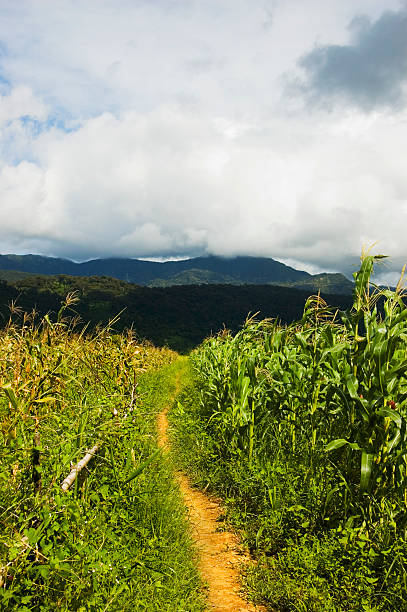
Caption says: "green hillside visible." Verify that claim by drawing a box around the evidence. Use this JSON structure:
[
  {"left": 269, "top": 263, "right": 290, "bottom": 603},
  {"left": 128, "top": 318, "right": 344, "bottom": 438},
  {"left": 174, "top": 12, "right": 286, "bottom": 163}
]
[
  {"left": 278, "top": 272, "right": 354, "bottom": 294},
  {"left": 148, "top": 268, "right": 239, "bottom": 287},
  {"left": 0, "top": 269, "right": 36, "bottom": 282}
]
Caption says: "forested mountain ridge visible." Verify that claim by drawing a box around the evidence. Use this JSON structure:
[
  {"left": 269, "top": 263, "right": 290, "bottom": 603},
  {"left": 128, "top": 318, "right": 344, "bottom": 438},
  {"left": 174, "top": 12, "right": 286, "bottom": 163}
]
[{"left": 0, "top": 253, "right": 353, "bottom": 294}]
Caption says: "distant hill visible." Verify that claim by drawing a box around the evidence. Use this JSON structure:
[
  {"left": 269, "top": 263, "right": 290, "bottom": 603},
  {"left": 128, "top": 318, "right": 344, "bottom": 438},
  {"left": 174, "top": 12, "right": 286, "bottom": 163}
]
[
  {"left": 148, "top": 268, "right": 241, "bottom": 287},
  {"left": 0, "top": 254, "right": 353, "bottom": 294},
  {"left": 277, "top": 273, "right": 354, "bottom": 295}
]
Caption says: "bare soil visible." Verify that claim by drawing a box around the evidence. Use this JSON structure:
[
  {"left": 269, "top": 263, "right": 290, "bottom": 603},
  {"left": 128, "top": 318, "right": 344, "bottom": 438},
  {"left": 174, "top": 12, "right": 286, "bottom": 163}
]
[{"left": 157, "top": 375, "right": 266, "bottom": 612}]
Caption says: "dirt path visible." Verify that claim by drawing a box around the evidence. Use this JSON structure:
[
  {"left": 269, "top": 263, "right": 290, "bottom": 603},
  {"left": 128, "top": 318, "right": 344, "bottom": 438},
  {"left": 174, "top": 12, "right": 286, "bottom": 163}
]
[{"left": 157, "top": 372, "right": 265, "bottom": 612}]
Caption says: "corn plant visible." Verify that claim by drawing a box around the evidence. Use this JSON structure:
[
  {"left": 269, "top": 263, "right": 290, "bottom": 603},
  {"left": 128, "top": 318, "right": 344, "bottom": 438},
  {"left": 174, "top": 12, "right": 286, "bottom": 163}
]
[{"left": 191, "top": 253, "right": 407, "bottom": 545}]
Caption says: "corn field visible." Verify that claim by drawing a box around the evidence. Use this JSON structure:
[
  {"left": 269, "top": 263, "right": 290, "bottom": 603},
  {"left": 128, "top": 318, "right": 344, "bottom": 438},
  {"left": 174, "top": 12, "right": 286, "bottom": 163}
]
[{"left": 190, "top": 254, "right": 407, "bottom": 605}]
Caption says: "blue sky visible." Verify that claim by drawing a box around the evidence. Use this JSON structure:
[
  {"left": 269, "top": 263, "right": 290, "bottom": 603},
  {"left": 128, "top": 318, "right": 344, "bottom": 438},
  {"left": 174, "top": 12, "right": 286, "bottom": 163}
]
[{"left": 0, "top": 0, "right": 406, "bottom": 282}]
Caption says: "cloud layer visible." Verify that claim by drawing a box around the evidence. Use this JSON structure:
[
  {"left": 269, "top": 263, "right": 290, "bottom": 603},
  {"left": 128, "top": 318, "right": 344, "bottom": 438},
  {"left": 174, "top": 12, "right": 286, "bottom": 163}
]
[
  {"left": 0, "top": 0, "right": 406, "bottom": 283},
  {"left": 298, "top": 8, "right": 407, "bottom": 110},
  {"left": 1, "top": 104, "right": 407, "bottom": 281}
]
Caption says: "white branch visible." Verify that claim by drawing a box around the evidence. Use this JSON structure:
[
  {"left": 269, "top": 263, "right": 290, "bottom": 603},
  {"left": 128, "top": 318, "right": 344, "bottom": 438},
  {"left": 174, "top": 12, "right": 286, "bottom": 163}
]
[{"left": 61, "top": 444, "right": 100, "bottom": 492}]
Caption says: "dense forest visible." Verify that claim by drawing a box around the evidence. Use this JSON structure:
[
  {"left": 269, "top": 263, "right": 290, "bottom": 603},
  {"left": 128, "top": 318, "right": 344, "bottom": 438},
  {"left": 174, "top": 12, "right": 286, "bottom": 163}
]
[{"left": 0, "top": 274, "right": 352, "bottom": 352}]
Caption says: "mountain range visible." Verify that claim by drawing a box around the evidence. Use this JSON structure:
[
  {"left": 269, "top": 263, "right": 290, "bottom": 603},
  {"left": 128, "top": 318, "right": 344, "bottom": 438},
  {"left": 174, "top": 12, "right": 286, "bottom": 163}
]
[{"left": 0, "top": 254, "right": 354, "bottom": 294}]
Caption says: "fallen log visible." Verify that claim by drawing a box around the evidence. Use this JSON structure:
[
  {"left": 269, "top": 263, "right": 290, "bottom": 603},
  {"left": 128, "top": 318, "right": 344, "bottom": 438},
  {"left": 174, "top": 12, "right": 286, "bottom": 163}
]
[{"left": 61, "top": 444, "right": 100, "bottom": 492}]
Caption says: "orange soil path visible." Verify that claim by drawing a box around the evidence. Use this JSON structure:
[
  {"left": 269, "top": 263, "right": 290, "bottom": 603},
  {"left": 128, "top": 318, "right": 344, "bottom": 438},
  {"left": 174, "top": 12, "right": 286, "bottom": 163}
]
[{"left": 157, "top": 372, "right": 266, "bottom": 612}]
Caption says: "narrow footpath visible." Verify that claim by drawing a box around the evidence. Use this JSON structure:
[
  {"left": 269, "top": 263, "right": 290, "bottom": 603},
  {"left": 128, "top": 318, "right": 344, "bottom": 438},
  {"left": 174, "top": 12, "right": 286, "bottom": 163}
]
[{"left": 157, "top": 371, "right": 265, "bottom": 612}]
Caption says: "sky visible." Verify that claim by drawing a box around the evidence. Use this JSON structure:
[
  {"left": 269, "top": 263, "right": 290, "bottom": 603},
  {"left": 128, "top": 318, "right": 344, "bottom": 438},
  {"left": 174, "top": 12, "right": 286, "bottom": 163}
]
[{"left": 0, "top": 0, "right": 406, "bottom": 282}]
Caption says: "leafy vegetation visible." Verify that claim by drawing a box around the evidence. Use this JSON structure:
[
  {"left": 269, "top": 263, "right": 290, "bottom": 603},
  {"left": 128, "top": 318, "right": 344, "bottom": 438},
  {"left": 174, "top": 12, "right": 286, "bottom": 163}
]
[
  {"left": 171, "top": 253, "right": 407, "bottom": 611},
  {"left": 0, "top": 301, "right": 204, "bottom": 611}
]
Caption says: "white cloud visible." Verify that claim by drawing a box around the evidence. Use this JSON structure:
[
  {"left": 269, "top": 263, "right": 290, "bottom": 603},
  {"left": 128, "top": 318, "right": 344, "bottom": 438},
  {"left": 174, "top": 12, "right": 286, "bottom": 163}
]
[
  {"left": 0, "top": 105, "right": 405, "bottom": 282},
  {"left": 0, "top": 85, "right": 48, "bottom": 126}
]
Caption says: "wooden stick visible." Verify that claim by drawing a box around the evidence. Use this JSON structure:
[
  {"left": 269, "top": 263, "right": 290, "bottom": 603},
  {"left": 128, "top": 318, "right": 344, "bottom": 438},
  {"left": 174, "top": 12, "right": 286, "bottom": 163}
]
[
  {"left": 32, "top": 431, "right": 41, "bottom": 492},
  {"left": 61, "top": 444, "right": 99, "bottom": 492}
]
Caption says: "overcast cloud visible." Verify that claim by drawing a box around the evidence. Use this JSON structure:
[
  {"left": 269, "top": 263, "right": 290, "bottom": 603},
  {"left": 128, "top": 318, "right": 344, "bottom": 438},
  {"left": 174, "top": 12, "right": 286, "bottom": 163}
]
[
  {"left": 0, "top": 0, "right": 406, "bottom": 282},
  {"left": 297, "top": 8, "right": 407, "bottom": 110}
]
